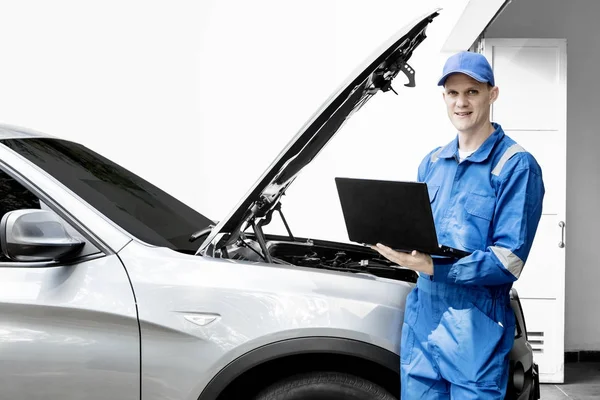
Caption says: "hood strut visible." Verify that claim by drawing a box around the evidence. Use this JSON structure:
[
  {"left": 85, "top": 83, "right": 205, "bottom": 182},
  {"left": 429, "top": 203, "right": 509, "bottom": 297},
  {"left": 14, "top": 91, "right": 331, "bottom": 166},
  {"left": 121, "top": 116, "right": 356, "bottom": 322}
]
[
  {"left": 250, "top": 202, "right": 294, "bottom": 263},
  {"left": 252, "top": 219, "right": 273, "bottom": 263},
  {"left": 274, "top": 203, "right": 295, "bottom": 240}
]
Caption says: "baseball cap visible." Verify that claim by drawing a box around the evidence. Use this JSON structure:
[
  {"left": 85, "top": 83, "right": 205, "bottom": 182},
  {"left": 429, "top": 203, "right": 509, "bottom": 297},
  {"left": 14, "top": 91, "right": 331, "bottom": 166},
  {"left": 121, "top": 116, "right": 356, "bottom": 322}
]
[{"left": 437, "top": 51, "right": 495, "bottom": 87}]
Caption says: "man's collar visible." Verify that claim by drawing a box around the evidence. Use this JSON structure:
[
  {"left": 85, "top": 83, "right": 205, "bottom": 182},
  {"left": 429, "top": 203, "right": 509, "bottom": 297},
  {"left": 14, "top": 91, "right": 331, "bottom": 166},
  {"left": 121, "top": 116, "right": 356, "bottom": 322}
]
[{"left": 437, "top": 122, "right": 505, "bottom": 163}]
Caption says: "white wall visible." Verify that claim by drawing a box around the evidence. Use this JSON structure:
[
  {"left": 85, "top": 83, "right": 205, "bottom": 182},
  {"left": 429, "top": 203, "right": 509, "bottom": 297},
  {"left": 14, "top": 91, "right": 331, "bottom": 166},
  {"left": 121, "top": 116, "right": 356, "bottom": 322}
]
[
  {"left": 486, "top": 0, "right": 600, "bottom": 352},
  {"left": 0, "top": 0, "right": 469, "bottom": 242}
]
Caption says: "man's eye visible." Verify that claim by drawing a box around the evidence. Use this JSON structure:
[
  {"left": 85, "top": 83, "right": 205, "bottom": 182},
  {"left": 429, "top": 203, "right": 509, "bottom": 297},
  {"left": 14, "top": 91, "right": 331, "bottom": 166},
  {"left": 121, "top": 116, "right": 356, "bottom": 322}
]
[{"left": 468, "top": 90, "right": 479, "bottom": 95}]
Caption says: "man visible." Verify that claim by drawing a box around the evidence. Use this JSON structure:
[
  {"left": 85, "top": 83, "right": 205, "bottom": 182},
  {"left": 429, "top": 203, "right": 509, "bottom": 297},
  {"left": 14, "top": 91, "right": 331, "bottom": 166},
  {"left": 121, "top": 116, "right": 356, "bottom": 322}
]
[{"left": 372, "top": 51, "right": 545, "bottom": 399}]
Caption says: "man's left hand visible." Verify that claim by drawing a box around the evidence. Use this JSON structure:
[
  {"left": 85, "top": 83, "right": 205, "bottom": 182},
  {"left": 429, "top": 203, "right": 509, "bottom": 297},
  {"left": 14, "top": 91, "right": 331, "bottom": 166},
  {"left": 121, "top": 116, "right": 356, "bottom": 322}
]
[{"left": 370, "top": 243, "right": 434, "bottom": 276}]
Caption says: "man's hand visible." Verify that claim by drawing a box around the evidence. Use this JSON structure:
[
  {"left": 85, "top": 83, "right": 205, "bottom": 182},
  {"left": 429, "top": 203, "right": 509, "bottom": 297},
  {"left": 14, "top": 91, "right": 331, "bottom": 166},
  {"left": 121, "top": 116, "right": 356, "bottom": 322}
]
[{"left": 370, "top": 243, "right": 434, "bottom": 276}]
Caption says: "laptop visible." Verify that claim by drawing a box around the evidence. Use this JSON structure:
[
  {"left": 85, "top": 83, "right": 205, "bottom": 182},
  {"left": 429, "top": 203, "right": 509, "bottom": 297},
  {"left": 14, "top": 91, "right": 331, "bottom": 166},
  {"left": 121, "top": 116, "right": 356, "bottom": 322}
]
[{"left": 335, "top": 177, "right": 471, "bottom": 259}]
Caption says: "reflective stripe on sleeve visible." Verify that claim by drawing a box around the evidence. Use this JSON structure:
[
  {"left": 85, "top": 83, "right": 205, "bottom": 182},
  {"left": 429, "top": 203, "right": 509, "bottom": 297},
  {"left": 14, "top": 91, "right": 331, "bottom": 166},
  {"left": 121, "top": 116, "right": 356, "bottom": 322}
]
[
  {"left": 490, "top": 246, "right": 524, "bottom": 278},
  {"left": 491, "top": 144, "right": 525, "bottom": 176}
]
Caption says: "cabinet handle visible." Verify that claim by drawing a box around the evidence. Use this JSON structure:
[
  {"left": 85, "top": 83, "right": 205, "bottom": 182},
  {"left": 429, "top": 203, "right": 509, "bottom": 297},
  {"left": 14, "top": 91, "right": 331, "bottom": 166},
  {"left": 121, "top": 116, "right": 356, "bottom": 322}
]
[{"left": 558, "top": 221, "right": 565, "bottom": 248}]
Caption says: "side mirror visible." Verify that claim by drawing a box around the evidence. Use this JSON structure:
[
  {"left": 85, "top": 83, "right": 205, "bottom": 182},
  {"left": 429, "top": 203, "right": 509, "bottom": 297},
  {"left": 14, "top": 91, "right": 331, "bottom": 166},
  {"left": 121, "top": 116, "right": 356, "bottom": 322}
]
[{"left": 0, "top": 209, "right": 85, "bottom": 262}]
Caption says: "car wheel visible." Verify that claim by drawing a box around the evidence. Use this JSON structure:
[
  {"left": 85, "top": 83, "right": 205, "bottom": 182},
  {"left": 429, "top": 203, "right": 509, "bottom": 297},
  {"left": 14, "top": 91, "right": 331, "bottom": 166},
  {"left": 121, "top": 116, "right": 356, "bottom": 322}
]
[{"left": 254, "top": 371, "right": 396, "bottom": 400}]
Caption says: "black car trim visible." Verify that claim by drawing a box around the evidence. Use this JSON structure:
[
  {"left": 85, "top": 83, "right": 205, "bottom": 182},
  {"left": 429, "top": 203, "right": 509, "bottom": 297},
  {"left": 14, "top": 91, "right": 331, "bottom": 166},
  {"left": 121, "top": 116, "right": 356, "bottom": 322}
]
[
  {"left": 197, "top": 336, "right": 399, "bottom": 400},
  {"left": 0, "top": 157, "right": 114, "bottom": 257}
]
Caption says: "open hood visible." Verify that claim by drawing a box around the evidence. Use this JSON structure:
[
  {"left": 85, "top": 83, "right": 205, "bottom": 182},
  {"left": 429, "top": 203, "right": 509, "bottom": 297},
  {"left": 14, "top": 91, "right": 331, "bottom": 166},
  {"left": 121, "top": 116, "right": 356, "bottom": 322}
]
[{"left": 198, "top": 9, "right": 440, "bottom": 255}]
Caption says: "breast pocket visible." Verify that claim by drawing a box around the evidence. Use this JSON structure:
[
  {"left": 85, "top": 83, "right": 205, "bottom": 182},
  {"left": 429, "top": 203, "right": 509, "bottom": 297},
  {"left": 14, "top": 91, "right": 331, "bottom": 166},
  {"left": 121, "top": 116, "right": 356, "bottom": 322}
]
[
  {"left": 427, "top": 184, "right": 439, "bottom": 204},
  {"left": 458, "top": 192, "right": 495, "bottom": 251}
]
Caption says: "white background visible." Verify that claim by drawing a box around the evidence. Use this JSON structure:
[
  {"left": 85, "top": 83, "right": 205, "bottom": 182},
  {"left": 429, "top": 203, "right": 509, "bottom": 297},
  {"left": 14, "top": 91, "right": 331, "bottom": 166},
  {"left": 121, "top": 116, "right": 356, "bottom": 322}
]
[{"left": 0, "top": 0, "right": 467, "bottom": 242}]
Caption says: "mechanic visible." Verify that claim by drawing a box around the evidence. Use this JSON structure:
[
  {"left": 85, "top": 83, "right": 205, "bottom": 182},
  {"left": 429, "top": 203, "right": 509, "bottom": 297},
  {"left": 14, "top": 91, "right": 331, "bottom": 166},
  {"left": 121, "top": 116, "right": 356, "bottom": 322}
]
[{"left": 372, "top": 51, "right": 545, "bottom": 399}]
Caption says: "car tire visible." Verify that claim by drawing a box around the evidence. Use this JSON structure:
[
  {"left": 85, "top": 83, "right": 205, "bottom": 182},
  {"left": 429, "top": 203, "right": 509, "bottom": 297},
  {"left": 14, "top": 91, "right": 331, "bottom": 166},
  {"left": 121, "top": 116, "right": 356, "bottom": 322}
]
[{"left": 254, "top": 371, "right": 396, "bottom": 400}]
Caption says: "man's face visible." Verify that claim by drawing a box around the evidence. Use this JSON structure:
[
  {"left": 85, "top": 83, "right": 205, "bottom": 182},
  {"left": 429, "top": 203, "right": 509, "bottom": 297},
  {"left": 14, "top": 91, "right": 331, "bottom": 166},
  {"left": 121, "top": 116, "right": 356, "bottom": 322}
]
[{"left": 442, "top": 73, "right": 499, "bottom": 135}]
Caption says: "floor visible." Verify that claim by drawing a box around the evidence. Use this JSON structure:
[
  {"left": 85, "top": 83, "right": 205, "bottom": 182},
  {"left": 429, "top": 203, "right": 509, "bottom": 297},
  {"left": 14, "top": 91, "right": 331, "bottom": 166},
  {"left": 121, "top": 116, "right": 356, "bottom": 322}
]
[{"left": 539, "top": 363, "right": 600, "bottom": 399}]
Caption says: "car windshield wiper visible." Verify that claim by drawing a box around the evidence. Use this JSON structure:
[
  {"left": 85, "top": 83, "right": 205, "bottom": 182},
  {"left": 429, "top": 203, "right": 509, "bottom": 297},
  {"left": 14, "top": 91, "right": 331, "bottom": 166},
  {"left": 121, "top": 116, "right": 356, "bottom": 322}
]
[{"left": 189, "top": 224, "right": 215, "bottom": 243}]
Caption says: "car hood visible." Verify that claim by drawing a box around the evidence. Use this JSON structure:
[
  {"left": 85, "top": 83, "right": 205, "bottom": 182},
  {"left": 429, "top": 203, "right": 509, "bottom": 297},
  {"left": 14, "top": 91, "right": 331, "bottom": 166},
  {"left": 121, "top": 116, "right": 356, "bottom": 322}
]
[{"left": 198, "top": 9, "right": 440, "bottom": 254}]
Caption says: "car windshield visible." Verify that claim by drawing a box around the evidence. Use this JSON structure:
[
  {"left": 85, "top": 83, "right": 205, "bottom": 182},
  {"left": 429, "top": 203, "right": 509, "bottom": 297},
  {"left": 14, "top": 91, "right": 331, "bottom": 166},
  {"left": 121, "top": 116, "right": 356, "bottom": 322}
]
[{"left": 1, "top": 138, "right": 213, "bottom": 254}]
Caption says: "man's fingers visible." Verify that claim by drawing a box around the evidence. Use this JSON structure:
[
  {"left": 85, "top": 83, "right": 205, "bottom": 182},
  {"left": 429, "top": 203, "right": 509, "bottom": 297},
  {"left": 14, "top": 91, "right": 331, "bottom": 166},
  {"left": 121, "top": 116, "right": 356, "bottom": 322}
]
[
  {"left": 377, "top": 243, "right": 405, "bottom": 258},
  {"left": 371, "top": 245, "right": 432, "bottom": 274},
  {"left": 375, "top": 243, "right": 411, "bottom": 266},
  {"left": 376, "top": 243, "right": 397, "bottom": 259},
  {"left": 372, "top": 244, "right": 394, "bottom": 261}
]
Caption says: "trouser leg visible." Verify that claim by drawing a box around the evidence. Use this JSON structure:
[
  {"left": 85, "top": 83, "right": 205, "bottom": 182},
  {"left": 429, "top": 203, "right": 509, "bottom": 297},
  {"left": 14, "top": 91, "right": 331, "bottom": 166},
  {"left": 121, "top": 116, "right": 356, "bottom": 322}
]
[
  {"left": 400, "top": 324, "right": 450, "bottom": 399},
  {"left": 428, "top": 290, "right": 515, "bottom": 400},
  {"left": 449, "top": 359, "right": 510, "bottom": 400},
  {"left": 400, "top": 287, "right": 450, "bottom": 399}
]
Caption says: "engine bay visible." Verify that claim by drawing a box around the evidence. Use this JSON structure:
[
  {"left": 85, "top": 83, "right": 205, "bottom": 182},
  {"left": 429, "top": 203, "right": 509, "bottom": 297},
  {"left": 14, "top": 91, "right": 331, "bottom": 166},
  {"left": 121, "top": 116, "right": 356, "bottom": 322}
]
[
  {"left": 223, "top": 233, "right": 418, "bottom": 283},
  {"left": 196, "top": 197, "right": 418, "bottom": 284}
]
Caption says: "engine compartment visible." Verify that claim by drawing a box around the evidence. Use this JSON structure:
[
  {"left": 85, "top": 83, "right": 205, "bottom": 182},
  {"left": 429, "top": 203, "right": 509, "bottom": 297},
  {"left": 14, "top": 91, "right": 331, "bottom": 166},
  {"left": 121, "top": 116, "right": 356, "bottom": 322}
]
[{"left": 224, "top": 233, "right": 418, "bottom": 283}]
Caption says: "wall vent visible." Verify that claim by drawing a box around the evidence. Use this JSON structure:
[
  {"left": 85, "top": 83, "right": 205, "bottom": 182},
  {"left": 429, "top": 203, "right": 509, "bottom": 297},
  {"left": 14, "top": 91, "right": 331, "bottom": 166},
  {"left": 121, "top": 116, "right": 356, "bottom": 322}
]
[{"left": 529, "top": 331, "right": 545, "bottom": 353}]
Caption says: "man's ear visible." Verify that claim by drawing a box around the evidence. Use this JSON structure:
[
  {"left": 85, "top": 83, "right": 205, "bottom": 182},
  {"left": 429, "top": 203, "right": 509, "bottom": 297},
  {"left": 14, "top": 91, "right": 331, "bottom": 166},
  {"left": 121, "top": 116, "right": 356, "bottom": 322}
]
[{"left": 489, "top": 86, "right": 499, "bottom": 104}]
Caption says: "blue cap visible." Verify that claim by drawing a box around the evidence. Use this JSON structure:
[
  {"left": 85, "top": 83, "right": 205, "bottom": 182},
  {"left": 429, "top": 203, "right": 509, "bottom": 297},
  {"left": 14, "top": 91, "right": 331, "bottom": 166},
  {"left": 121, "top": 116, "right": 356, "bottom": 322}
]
[{"left": 437, "top": 51, "right": 495, "bottom": 87}]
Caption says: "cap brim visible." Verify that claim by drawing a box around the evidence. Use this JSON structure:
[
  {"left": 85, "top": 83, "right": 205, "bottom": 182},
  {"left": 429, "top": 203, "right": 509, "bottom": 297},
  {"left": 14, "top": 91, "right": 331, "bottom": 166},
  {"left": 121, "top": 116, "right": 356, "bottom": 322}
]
[{"left": 437, "top": 69, "right": 491, "bottom": 86}]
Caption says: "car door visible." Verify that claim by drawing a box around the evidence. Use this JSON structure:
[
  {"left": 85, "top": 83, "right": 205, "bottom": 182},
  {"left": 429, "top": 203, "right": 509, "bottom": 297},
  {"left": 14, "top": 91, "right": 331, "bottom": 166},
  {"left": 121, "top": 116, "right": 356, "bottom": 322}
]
[{"left": 0, "top": 162, "right": 140, "bottom": 399}]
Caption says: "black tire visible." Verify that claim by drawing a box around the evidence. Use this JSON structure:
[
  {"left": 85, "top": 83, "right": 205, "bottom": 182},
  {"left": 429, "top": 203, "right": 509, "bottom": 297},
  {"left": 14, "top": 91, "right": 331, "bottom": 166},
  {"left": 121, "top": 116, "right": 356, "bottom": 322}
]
[{"left": 254, "top": 371, "right": 396, "bottom": 400}]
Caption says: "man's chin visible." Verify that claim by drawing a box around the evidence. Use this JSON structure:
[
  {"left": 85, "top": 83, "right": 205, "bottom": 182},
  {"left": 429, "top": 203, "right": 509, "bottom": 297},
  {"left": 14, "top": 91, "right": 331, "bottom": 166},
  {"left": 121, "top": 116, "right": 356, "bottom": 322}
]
[{"left": 450, "top": 120, "right": 472, "bottom": 132}]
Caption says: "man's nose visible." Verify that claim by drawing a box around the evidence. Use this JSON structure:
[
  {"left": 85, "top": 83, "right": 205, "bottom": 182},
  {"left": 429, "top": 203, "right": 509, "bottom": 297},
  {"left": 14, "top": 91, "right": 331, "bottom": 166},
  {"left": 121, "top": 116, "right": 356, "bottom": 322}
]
[{"left": 456, "top": 94, "right": 468, "bottom": 107}]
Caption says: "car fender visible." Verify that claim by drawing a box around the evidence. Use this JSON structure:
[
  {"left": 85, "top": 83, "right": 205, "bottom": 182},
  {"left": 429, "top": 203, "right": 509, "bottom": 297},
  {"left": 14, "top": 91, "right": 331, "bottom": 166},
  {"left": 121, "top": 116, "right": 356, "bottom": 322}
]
[{"left": 197, "top": 336, "right": 399, "bottom": 400}]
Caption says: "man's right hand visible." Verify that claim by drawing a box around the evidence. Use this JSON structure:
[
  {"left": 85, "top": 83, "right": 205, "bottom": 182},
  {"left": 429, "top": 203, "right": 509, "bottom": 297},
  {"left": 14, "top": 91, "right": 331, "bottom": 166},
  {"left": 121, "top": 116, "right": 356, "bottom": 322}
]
[{"left": 370, "top": 243, "right": 434, "bottom": 276}]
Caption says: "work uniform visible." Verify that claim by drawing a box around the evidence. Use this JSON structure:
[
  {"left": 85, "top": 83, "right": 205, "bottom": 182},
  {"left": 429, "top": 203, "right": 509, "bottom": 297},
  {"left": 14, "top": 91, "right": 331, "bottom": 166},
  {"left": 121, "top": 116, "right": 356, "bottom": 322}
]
[{"left": 400, "top": 123, "right": 545, "bottom": 399}]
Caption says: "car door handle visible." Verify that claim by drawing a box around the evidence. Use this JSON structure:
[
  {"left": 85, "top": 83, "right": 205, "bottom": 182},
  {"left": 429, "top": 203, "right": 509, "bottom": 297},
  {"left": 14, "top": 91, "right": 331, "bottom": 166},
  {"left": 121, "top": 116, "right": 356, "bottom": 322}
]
[{"left": 558, "top": 221, "right": 565, "bottom": 248}]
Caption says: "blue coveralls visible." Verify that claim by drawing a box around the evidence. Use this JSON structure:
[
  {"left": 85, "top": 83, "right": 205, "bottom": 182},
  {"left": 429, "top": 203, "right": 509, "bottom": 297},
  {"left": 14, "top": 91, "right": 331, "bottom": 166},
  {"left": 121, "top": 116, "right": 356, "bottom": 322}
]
[{"left": 400, "top": 123, "right": 545, "bottom": 399}]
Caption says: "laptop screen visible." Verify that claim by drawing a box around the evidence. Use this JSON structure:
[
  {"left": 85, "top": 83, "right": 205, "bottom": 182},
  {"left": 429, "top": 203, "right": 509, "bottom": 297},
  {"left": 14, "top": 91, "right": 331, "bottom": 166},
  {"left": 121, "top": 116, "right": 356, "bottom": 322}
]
[{"left": 335, "top": 177, "right": 440, "bottom": 253}]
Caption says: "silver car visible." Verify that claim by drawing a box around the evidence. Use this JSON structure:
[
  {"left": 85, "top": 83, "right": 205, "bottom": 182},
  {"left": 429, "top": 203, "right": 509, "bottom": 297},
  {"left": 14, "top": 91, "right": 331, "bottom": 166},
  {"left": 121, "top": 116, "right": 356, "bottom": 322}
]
[{"left": 0, "top": 9, "right": 539, "bottom": 400}]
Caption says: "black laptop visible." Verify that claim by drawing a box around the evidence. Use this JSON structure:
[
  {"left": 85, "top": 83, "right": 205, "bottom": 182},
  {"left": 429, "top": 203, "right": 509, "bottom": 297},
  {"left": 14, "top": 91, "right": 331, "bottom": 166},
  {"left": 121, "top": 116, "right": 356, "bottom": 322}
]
[{"left": 335, "top": 177, "right": 471, "bottom": 259}]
